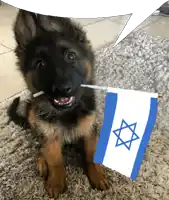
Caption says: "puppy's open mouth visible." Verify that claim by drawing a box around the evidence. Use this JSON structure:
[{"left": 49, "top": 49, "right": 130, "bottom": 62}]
[{"left": 53, "top": 96, "right": 75, "bottom": 107}]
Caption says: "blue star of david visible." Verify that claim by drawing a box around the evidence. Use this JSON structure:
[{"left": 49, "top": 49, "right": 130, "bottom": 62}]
[{"left": 113, "top": 119, "right": 139, "bottom": 151}]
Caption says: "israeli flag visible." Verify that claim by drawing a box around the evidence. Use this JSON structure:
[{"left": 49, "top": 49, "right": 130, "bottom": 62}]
[{"left": 94, "top": 87, "right": 158, "bottom": 180}]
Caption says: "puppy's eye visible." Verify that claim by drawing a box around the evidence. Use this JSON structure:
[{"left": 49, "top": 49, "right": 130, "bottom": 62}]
[
  {"left": 64, "top": 51, "right": 76, "bottom": 62},
  {"left": 35, "top": 60, "right": 46, "bottom": 69}
]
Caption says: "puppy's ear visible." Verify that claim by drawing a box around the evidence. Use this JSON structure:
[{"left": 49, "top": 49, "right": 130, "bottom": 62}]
[
  {"left": 37, "top": 15, "right": 66, "bottom": 33},
  {"left": 13, "top": 10, "right": 37, "bottom": 48}
]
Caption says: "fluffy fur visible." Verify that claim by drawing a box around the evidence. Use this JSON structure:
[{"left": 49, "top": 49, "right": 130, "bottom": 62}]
[{"left": 8, "top": 10, "right": 110, "bottom": 199}]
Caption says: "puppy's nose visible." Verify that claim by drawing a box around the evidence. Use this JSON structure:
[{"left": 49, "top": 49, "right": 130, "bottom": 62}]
[
  {"left": 60, "top": 85, "right": 72, "bottom": 94},
  {"left": 52, "top": 84, "right": 72, "bottom": 94}
]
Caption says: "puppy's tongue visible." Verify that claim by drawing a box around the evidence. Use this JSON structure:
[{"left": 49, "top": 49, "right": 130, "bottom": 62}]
[{"left": 54, "top": 97, "right": 73, "bottom": 105}]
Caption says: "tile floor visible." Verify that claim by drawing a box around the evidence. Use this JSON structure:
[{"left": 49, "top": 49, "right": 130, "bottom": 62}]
[{"left": 0, "top": 3, "right": 169, "bottom": 102}]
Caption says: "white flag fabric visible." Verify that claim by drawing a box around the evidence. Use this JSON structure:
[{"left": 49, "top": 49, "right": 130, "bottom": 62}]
[{"left": 94, "top": 87, "right": 158, "bottom": 180}]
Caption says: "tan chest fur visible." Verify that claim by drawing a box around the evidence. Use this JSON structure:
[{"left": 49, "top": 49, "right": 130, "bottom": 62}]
[{"left": 28, "top": 109, "right": 96, "bottom": 143}]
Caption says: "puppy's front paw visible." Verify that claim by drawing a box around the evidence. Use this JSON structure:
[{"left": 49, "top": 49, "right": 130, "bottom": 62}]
[
  {"left": 37, "top": 157, "right": 66, "bottom": 199},
  {"left": 87, "top": 163, "right": 110, "bottom": 190},
  {"left": 45, "top": 166, "right": 66, "bottom": 199},
  {"left": 37, "top": 156, "right": 48, "bottom": 178}
]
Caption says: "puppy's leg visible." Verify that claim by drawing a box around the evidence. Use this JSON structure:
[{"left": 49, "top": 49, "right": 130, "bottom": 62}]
[
  {"left": 37, "top": 138, "right": 66, "bottom": 198},
  {"left": 37, "top": 155, "right": 48, "bottom": 178},
  {"left": 83, "top": 127, "right": 110, "bottom": 190}
]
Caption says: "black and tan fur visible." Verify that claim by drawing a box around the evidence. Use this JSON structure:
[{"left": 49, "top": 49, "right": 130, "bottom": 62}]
[{"left": 8, "top": 10, "right": 110, "bottom": 198}]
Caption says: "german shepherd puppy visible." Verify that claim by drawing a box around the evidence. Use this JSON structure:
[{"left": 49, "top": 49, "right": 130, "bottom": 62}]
[{"left": 8, "top": 10, "right": 110, "bottom": 198}]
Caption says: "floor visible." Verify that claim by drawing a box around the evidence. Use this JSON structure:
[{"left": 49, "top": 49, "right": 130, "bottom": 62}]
[{"left": 0, "top": 3, "right": 169, "bottom": 102}]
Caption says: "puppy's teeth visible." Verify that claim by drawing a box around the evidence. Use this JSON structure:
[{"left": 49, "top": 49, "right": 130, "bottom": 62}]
[
  {"left": 54, "top": 99, "right": 59, "bottom": 103},
  {"left": 54, "top": 96, "right": 74, "bottom": 106}
]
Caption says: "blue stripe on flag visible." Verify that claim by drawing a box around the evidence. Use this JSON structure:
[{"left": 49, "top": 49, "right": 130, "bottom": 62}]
[
  {"left": 94, "top": 92, "right": 117, "bottom": 164},
  {"left": 130, "top": 97, "right": 158, "bottom": 180}
]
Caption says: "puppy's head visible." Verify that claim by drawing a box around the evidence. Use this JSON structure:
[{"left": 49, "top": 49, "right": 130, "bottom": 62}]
[{"left": 14, "top": 10, "right": 94, "bottom": 112}]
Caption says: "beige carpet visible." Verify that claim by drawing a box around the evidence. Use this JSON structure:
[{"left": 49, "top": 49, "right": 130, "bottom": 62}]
[{"left": 1, "top": 31, "right": 169, "bottom": 200}]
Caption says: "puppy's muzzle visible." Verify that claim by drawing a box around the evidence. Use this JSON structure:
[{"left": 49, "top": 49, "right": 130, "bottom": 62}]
[{"left": 52, "top": 83, "right": 72, "bottom": 96}]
